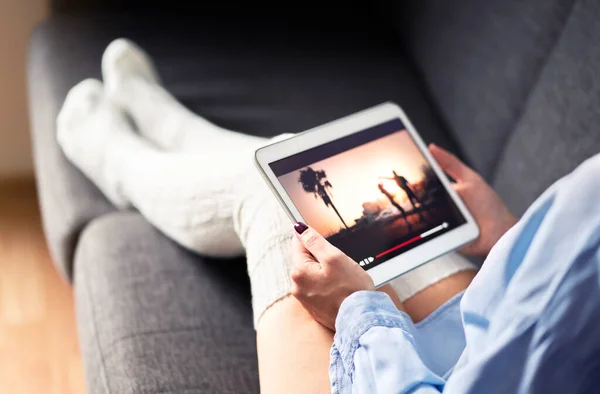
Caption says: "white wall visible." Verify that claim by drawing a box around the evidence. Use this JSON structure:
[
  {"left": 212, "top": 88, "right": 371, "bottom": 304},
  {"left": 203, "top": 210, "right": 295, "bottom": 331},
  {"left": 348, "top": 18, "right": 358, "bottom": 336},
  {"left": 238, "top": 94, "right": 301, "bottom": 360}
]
[{"left": 0, "top": 0, "right": 48, "bottom": 178}]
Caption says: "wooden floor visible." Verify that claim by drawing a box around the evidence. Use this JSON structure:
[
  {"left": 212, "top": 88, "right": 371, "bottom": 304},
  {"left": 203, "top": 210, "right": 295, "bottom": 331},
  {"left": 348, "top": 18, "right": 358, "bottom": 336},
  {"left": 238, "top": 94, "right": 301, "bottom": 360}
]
[{"left": 0, "top": 179, "right": 86, "bottom": 394}]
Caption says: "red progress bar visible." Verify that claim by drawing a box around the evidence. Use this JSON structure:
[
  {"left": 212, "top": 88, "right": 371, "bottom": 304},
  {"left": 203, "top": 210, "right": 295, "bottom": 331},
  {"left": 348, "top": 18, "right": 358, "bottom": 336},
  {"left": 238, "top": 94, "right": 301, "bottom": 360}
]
[
  {"left": 376, "top": 235, "right": 422, "bottom": 259},
  {"left": 375, "top": 222, "right": 448, "bottom": 259}
]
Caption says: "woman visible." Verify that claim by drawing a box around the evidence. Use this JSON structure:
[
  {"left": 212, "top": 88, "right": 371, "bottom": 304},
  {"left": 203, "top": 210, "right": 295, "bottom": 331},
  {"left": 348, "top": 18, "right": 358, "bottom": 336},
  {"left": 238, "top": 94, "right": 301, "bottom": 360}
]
[{"left": 58, "top": 39, "right": 600, "bottom": 393}]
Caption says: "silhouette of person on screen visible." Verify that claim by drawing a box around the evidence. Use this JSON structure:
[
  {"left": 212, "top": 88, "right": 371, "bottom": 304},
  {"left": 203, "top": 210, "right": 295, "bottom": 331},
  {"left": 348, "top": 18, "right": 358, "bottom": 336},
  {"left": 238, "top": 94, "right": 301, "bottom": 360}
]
[
  {"left": 381, "top": 171, "right": 426, "bottom": 221},
  {"left": 378, "top": 183, "right": 412, "bottom": 231}
]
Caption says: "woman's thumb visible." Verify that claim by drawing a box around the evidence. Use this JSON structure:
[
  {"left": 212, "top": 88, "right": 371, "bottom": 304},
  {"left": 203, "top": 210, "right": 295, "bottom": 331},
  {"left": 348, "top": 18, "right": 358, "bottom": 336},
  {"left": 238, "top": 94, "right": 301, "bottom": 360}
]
[{"left": 294, "top": 222, "right": 336, "bottom": 263}]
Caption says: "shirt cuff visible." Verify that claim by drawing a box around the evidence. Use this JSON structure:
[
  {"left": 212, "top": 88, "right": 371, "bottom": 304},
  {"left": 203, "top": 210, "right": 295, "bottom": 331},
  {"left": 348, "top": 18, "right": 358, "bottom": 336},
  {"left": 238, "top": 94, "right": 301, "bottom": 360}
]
[{"left": 334, "top": 291, "right": 416, "bottom": 378}]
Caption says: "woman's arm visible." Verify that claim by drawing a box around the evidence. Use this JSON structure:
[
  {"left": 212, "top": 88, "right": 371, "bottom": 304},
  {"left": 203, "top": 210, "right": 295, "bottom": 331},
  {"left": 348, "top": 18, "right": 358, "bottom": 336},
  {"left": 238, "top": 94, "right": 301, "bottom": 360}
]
[{"left": 331, "top": 291, "right": 445, "bottom": 394}]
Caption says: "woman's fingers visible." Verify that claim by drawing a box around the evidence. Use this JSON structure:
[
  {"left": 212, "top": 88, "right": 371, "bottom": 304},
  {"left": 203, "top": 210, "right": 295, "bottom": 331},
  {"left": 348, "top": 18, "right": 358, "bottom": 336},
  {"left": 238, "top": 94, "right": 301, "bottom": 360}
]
[
  {"left": 291, "top": 236, "right": 320, "bottom": 285},
  {"left": 292, "top": 235, "right": 313, "bottom": 261},
  {"left": 294, "top": 223, "right": 341, "bottom": 265},
  {"left": 429, "top": 144, "right": 474, "bottom": 182}
]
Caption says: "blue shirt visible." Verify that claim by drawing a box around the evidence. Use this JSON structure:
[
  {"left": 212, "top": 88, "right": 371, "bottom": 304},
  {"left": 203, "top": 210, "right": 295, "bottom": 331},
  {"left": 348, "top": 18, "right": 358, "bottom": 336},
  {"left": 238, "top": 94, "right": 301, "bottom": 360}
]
[{"left": 330, "top": 155, "right": 600, "bottom": 393}]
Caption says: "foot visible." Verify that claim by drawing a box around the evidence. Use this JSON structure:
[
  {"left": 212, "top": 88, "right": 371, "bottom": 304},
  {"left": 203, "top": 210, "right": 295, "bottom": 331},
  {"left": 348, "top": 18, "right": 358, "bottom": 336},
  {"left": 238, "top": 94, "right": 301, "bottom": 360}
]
[
  {"left": 102, "top": 38, "right": 267, "bottom": 152},
  {"left": 57, "top": 78, "right": 142, "bottom": 208},
  {"left": 101, "top": 38, "right": 160, "bottom": 87}
]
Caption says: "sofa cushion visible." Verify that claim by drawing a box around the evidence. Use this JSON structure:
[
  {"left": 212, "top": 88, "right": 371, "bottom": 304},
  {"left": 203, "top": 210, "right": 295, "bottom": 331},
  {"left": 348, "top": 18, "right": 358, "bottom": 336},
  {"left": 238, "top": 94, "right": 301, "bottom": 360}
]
[
  {"left": 398, "top": 0, "right": 576, "bottom": 178},
  {"left": 74, "top": 211, "right": 258, "bottom": 393},
  {"left": 29, "top": 11, "right": 458, "bottom": 280},
  {"left": 492, "top": 0, "right": 600, "bottom": 215}
]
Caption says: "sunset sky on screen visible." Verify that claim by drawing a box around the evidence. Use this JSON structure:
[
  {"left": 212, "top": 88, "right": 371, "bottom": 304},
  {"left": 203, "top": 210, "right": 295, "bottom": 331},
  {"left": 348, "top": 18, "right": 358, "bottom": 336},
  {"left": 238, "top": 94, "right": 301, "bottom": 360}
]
[{"left": 278, "top": 130, "right": 428, "bottom": 236}]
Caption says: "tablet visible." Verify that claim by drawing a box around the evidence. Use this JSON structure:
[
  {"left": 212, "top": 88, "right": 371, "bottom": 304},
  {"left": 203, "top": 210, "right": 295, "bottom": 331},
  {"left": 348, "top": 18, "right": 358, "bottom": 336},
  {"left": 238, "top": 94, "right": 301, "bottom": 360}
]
[{"left": 255, "top": 102, "right": 479, "bottom": 287}]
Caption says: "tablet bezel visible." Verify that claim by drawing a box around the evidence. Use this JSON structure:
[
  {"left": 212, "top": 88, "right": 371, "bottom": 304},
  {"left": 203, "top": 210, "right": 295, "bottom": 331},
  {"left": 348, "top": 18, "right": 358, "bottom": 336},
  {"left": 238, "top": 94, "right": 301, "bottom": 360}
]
[{"left": 254, "top": 102, "right": 479, "bottom": 287}]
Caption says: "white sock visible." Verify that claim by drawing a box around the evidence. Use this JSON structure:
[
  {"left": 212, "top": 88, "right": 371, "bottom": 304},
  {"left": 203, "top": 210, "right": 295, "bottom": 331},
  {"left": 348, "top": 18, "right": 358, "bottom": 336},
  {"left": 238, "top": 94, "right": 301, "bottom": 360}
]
[
  {"left": 57, "top": 78, "right": 140, "bottom": 209},
  {"left": 57, "top": 79, "right": 248, "bottom": 257},
  {"left": 231, "top": 169, "right": 296, "bottom": 326},
  {"left": 101, "top": 38, "right": 265, "bottom": 152}
]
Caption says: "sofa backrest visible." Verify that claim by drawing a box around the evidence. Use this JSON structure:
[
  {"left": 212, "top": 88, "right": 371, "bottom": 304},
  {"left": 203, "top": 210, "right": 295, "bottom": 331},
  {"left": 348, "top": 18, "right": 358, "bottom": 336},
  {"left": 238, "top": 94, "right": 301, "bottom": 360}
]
[
  {"left": 400, "top": 0, "right": 600, "bottom": 215},
  {"left": 490, "top": 0, "right": 600, "bottom": 215}
]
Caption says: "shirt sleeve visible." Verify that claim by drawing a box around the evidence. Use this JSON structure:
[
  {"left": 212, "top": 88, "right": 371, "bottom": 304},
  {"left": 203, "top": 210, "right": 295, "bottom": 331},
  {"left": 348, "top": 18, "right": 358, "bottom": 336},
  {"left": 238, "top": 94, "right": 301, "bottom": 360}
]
[{"left": 330, "top": 291, "right": 446, "bottom": 394}]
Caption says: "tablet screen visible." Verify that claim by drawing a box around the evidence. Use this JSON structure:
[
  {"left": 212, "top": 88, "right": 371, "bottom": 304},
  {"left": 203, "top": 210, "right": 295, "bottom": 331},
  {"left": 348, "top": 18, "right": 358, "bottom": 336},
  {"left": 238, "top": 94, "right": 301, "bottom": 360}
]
[{"left": 269, "top": 119, "right": 466, "bottom": 271}]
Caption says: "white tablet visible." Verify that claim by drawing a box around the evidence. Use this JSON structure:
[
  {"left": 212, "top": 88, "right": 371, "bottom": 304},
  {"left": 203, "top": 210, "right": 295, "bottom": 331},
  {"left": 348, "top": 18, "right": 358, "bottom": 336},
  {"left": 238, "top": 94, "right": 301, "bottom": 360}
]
[{"left": 255, "top": 102, "right": 479, "bottom": 287}]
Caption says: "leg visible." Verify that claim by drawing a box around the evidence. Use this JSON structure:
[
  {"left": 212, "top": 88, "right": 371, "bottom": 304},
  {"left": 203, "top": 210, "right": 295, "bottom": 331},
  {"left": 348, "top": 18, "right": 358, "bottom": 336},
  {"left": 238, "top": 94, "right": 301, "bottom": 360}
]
[
  {"left": 257, "top": 297, "right": 333, "bottom": 393},
  {"left": 256, "top": 271, "right": 475, "bottom": 393},
  {"left": 56, "top": 79, "right": 327, "bottom": 392},
  {"left": 408, "top": 192, "right": 427, "bottom": 221},
  {"left": 389, "top": 252, "right": 477, "bottom": 321},
  {"left": 393, "top": 202, "right": 412, "bottom": 231},
  {"left": 403, "top": 270, "right": 476, "bottom": 322},
  {"left": 57, "top": 79, "right": 253, "bottom": 257}
]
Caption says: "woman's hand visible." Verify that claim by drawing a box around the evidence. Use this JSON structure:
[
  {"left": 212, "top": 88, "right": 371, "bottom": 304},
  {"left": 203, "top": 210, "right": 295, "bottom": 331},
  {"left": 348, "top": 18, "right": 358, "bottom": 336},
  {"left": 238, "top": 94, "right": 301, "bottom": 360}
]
[
  {"left": 429, "top": 144, "right": 518, "bottom": 257},
  {"left": 290, "top": 223, "right": 375, "bottom": 331}
]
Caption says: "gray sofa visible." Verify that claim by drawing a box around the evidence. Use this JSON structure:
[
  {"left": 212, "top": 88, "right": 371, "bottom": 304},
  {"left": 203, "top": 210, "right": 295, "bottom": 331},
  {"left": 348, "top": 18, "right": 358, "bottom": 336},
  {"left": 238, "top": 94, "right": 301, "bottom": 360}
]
[{"left": 28, "top": 1, "right": 600, "bottom": 392}]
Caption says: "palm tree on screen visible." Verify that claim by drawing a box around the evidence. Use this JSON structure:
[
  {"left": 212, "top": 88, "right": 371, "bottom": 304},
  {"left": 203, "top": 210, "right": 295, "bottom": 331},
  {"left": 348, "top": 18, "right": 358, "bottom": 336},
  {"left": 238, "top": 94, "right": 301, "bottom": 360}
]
[{"left": 298, "top": 167, "right": 348, "bottom": 230}]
